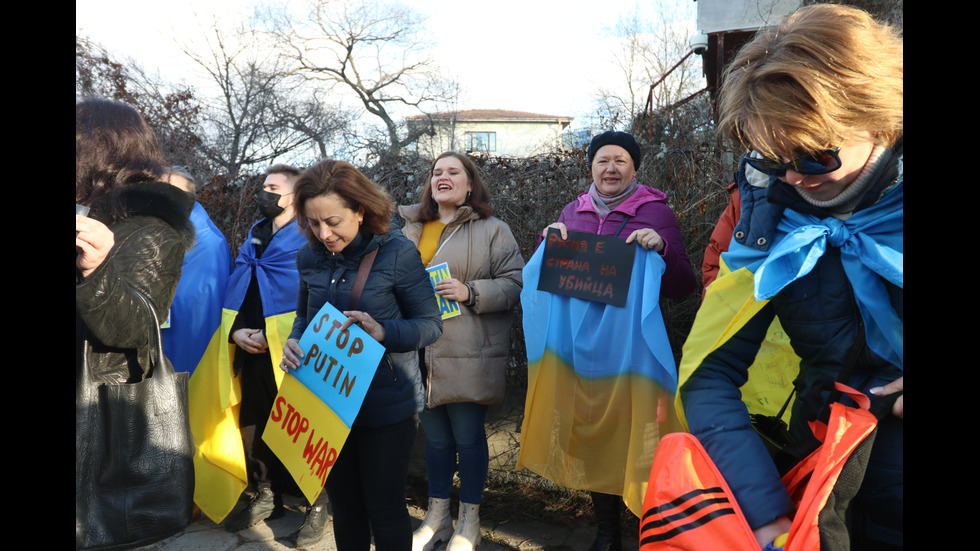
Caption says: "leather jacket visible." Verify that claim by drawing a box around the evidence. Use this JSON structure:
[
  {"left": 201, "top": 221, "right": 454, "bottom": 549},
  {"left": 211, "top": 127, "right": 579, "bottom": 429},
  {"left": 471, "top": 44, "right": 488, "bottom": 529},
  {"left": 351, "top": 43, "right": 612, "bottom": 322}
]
[{"left": 76, "top": 181, "right": 195, "bottom": 385}]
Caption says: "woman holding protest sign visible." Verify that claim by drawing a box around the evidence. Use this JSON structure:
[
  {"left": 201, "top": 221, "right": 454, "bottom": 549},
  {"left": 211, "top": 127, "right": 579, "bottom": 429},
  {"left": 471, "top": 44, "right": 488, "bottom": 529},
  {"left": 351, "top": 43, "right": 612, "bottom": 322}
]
[
  {"left": 522, "top": 130, "right": 697, "bottom": 551},
  {"left": 397, "top": 152, "right": 524, "bottom": 551},
  {"left": 280, "top": 159, "right": 442, "bottom": 551}
]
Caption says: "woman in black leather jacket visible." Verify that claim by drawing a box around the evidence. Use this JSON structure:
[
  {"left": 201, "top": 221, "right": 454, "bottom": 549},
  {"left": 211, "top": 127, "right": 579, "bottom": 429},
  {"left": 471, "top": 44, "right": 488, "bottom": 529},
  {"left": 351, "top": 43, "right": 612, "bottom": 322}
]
[
  {"left": 281, "top": 159, "right": 443, "bottom": 551},
  {"left": 76, "top": 98, "right": 195, "bottom": 549}
]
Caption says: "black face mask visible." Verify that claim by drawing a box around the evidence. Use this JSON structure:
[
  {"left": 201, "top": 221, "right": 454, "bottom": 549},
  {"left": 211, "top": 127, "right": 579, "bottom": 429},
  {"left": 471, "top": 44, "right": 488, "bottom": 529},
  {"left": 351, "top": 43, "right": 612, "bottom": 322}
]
[{"left": 257, "top": 190, "right": 285, "bottom": 219}]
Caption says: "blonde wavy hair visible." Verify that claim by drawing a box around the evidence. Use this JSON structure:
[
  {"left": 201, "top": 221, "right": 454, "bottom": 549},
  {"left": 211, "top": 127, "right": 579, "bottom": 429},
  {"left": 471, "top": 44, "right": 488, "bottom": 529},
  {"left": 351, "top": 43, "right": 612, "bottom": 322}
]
[{"left": 717, "top": 4, "right": 903, "bottom": 160}]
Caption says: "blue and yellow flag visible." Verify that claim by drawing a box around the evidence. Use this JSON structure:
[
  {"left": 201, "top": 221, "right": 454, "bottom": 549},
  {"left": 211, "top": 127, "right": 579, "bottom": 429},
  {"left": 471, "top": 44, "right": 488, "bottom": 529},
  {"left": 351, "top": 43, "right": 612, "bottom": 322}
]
[
  {"left": 162, "top": 202, "right": 232, "bottom": 375},
  {"left": 516, "top": 245, "right": 679, "bottom": 517},
  {"left": 676, "top": 179, "right": 903, "bottom": 428},
  {"left": 188, "top": 221, "right": 306, "bottom": 523}
]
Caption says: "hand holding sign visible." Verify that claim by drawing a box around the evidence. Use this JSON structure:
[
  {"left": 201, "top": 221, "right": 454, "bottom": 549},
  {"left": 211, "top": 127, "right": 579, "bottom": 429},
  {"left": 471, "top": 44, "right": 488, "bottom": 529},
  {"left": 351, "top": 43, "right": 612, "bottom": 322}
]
[
  {"left": 341, "top": 310, "right": 386, "bottom": 343},
  {"left": 267, "top": 301, "right": 386, "bottom": 504},
  {"left": 625, "top": 227, "right": 665, "bottom": 252},
  {"left": 427, "top": 263, "right": 462, "bottom": 319}
]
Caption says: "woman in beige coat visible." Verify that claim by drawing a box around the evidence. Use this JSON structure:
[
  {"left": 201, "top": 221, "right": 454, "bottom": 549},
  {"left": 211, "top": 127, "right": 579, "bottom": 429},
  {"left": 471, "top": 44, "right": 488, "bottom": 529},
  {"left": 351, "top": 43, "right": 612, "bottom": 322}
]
[{"left": 398, "top": 152, "right": 524, "bottom": 551}]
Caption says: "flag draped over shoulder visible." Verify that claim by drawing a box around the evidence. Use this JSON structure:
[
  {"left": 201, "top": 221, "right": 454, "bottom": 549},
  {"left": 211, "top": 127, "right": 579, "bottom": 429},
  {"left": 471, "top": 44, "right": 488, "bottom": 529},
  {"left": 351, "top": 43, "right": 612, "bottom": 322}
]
[
  {"left": 517, "top": 245, "right": 679, "bottom": 517},
  {"left": 161, "top": 202, "right": 232, "bottom": 374},
  {"left": 675, "top": 180, "right": 904, "bottom": 428},
  {"left": 189, "top": 221, "right": 305, "bottom": 523}
]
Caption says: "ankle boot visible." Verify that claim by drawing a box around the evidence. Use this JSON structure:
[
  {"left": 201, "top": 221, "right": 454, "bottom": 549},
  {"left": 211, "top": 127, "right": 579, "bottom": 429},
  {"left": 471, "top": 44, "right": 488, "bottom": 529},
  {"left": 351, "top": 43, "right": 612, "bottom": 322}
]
[
  {"left": 295, "top": 503, "right": 327, "bottom": 549},
  {"left": 223, "top": 486, "right": 276, "bottom": 532},
  {"left": 413, "top": 497, "right": 453, "bottom": 551},
  {"left": 447, "top": 502, "right": 481, "bottom": 551},
  {"left": 588, "top": 492, "right": 622, "bottom": 551}
]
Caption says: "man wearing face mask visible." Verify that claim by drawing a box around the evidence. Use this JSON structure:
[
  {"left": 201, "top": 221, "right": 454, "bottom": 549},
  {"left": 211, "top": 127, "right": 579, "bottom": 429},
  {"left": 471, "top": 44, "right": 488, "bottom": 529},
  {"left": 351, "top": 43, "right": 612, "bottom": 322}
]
[{"left": 219, "top": 164, "right": 318, "bottom": 535}]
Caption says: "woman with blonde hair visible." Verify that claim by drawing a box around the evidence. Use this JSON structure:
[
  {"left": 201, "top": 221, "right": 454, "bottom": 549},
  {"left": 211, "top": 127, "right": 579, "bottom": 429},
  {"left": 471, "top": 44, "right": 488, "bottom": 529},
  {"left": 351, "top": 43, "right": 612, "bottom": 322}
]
[{"left": 679, "top": 4, "right": 903, "bottom": 549}]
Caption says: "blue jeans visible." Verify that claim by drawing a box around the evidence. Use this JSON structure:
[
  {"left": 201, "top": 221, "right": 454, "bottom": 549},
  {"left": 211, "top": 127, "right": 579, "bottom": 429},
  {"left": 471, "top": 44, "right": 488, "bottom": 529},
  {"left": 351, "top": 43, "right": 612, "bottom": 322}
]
[
  {"left": 326, "top": 417, "right": 418, "bottom": 551},
  {"left": 419, "top": 402, "right": 490, "bottom": 504}
]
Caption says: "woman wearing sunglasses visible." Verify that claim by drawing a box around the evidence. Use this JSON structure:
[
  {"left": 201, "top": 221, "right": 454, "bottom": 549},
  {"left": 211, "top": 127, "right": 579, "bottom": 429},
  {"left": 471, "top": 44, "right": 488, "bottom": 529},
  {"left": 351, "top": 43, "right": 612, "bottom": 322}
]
[{"left": 678, "top": 4, "right": 902, "bottom": 550}]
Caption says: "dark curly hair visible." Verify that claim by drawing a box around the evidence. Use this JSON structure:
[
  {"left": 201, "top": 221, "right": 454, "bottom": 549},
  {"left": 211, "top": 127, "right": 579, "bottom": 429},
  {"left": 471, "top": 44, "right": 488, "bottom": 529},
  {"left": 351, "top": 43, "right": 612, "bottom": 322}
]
[{"left": 76, "top": 97, "right": 166, "bottom": 206}]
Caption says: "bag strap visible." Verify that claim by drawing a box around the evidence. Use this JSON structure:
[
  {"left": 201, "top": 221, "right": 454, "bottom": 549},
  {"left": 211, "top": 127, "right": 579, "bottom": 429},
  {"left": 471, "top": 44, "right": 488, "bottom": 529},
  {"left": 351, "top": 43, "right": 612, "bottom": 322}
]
[
  {"left": 348, "top": 248, "right": 379, "bottom": 311},
  {"left": 132, "top": 288, "right": 169, "bottom": 379},
  {"left": 614, "top": 215, "right": 632, "bottom": 239}
]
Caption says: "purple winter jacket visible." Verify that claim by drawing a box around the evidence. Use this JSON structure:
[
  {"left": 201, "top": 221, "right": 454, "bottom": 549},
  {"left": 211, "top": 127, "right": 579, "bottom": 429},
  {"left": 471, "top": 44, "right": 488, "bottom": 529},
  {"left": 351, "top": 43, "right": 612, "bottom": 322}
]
[{"left": 554, "top": 185, "right": 697, "bottom": 300}]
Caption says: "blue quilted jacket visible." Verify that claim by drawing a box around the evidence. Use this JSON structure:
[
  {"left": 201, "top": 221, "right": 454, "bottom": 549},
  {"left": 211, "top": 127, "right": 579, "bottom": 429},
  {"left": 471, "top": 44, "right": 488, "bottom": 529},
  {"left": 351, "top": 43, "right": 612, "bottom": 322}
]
[
  {"left": 680, "top": 141, "right": 903, "bottom": 539},
  {"left": 289, "top": 229, "right": 443, "bottom": 428}
]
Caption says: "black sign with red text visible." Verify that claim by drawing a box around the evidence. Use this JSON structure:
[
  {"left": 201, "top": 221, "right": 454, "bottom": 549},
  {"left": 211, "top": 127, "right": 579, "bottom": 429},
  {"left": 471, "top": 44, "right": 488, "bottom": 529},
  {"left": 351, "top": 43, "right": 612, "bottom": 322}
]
[{"left": 538, "top": 228, "right": 635, "bottom": 307}]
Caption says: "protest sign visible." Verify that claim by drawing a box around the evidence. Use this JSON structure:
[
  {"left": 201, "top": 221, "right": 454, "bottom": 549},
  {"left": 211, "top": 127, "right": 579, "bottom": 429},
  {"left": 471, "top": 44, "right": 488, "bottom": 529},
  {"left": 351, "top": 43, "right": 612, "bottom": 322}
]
[
  {"left": 292, "top": 302, "right": 385, "bottom": 426},
  {"left": 263, "top": 301, "right": 385, "bottom": 503},
  {"left": 261, "top": 375, "right": 348, "bottom": 503},
  {"left": 427, "top": 262, "right": 462, "bottom": 319},
  {"left": 537, "top": 228, "right": 636, "bottom": 307}
]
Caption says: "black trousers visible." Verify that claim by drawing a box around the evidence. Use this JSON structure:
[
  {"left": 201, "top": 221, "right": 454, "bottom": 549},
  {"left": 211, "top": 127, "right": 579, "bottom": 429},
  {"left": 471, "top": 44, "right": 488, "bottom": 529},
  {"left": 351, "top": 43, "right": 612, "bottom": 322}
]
[
  {"left": 326, "top": 417, "right": 418, "bottom": 551},
  {"left": 238, "top": 350, "right": 302, "bottom": 501}
]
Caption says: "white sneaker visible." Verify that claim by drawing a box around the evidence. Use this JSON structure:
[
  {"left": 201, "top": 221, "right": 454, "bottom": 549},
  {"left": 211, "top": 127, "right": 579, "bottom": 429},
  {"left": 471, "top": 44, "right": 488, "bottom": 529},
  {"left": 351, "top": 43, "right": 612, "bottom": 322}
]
[
  {"left": 447, "top": 502, "right": 481, "bottom": 551},
  {"left": 413, "top": 497, "right": 453, "bottom": 551}
]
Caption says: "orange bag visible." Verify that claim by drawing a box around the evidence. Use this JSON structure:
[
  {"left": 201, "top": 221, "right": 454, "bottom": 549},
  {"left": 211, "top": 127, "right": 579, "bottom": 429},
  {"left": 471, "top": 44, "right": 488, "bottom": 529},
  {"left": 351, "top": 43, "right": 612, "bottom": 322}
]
[{"left": 641, "top": 383, "right": 882, "bottom": 551}]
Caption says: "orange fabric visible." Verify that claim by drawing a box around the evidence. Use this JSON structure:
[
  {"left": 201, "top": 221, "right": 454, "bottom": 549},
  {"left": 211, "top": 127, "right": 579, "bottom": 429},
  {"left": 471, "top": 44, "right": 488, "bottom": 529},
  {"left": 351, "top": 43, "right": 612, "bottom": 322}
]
[
  {"left": 701, "top": 183, "right": 741, "bottom": 295},
  {"left": 645, "top": 383, "right": 879, "bottom": 551},
  {"left": 781, "top": 385, "right": 877, "bottom": 551},
  {"left": 639, "top": 433, "right": 757, "bottom": 550}
]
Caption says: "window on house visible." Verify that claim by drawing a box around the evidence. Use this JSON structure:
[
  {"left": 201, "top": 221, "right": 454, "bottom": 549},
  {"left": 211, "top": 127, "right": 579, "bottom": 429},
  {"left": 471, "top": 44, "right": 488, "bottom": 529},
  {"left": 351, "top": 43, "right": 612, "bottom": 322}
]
[{"left": 465, "top": 131, "right": 496, "bottom": 152}]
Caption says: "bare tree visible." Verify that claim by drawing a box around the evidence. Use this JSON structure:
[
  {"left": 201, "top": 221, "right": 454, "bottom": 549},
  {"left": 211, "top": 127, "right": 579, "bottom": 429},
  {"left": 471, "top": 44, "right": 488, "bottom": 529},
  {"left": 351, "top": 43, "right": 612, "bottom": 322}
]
[
  {"left": 266, "top": 0, "right": 455, "bottom": 157},
  {"left": 590, "top": 1, "right": 701, "bottom": 130},
  {"left": 179, "top": 25, "right": 320, "bottom": 176},
  {"left": 273, "top": 88, "right": 358, "bottom": 161},
  {"left": 76, "top": 35, "right": 206, "bottom": 170}
]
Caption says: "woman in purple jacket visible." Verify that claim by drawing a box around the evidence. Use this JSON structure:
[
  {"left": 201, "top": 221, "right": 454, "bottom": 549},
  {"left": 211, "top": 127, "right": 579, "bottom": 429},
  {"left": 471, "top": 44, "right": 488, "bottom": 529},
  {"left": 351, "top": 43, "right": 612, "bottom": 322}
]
[
  {"left": 541, "top": 131, "right": 697, "bottom": 550},
  {"left": 544, "top": 131, "right": 696, "bottom": 300}
]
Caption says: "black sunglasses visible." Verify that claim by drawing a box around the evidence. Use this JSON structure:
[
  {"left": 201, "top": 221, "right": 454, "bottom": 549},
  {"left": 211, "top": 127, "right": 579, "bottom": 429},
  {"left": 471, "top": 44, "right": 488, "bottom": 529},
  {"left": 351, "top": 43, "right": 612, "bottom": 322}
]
[{"left": 745, "top": 148, "right": 843, "bottom": 177}]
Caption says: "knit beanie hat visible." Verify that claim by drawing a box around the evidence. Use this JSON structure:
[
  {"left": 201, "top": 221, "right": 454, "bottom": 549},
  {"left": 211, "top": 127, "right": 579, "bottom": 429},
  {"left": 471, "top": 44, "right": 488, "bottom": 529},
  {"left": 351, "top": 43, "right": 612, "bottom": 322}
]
[{"left": 587, "top": 131, "right": 642, "bottom": 169}]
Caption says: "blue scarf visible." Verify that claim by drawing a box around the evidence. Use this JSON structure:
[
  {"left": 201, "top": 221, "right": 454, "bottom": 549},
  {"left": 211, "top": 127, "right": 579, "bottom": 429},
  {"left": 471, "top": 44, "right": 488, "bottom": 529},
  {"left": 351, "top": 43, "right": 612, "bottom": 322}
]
[
  {"left": 727, "top": 180, "right": 903, "bottom": 369},
  {"left": 225, "top": 220, "right": 306, "bottom": 317}
]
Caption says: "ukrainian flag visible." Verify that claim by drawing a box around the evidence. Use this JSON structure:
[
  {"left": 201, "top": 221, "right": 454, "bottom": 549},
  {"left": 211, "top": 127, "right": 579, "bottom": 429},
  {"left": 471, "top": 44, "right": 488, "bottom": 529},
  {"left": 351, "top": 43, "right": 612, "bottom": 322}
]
[
  {"left": 517, "top": 246, "right": 680, "bottom": 517},
  {"left": 161, "top": 202, "right": 232, "bottom": 375},
  {"left": 676, "top": 178, "right": 903, "bottom": 428},
  {"left": 188, "top": 221, "right": 306, "bottom": 523}
]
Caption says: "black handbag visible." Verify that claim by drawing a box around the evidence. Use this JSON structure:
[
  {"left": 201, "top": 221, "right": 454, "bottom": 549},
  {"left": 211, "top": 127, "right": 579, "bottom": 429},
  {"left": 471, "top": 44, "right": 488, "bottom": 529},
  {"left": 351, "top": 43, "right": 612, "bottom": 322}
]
[{"left": 76, "top": 290, "right": 194, "bottom": 550}]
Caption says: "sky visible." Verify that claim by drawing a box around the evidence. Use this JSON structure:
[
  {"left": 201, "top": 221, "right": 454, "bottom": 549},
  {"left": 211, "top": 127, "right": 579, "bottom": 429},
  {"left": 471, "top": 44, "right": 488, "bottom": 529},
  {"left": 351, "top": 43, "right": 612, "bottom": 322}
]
[{"left": 76, "top": 0, "right": 702, "bottom": 130}]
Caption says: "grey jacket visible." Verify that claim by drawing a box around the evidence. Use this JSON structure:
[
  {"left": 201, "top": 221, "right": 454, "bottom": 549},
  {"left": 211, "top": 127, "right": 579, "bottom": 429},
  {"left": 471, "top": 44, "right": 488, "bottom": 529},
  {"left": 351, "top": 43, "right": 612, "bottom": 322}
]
[{"left": 399, "top": 204, "right": 524, "bottom": 407}]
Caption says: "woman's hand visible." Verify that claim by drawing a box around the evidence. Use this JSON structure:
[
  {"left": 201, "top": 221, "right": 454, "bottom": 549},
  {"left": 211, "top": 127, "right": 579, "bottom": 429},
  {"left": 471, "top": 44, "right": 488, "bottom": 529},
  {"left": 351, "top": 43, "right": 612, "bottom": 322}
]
[
  {"left": 626, "top": 227, "right": 665, "bottom": 252},
  {"left": 342, "top": 310, "right": 386, "bottom": 343},
  {"left": 542, "top": 222, "right": 568, "bottom": 240},
  {"left": 281, "top": 338, "right": 304, "bottom": 371},
  {"left": 232, "top": 328, "right": 268, "bottom": 354},
  {"left": 753, "top": 516, "right": 792, "bottom": 549},
  {"left": 870, "top": 376, "right": 903, "bottom": 418},
  {"left": 434, "top": 277, "right": 469, "bottom": 303},
  {"left": 76, "top": 214, "right": 115, "bottom": 279}
]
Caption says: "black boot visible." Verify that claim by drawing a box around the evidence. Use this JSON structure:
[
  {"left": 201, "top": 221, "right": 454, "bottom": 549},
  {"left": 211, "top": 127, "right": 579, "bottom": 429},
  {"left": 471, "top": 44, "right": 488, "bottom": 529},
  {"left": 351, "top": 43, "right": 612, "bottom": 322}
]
[
  {"left": 294, "top": 503, "right": 327, "bottom": 549},
  {"left": 223, "top": 486, "right": 276, "bottom": 531},
  {"left": 589, "top": 491, "right": 623, "bottom": 551}
]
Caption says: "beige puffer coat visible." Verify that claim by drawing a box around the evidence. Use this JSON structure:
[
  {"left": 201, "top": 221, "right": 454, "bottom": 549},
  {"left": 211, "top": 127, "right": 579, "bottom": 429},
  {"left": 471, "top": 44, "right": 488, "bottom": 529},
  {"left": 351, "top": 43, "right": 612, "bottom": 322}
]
[{"left": 398, "top": 203, "right": 525, "bottom": 407}]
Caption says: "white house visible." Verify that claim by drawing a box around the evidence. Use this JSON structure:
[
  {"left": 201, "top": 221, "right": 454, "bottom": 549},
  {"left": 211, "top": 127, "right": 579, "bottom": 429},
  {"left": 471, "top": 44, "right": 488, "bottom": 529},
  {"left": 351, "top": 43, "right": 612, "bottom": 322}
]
[{"left": 410, "top": 109, "right": 573, "bottom": 158}]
